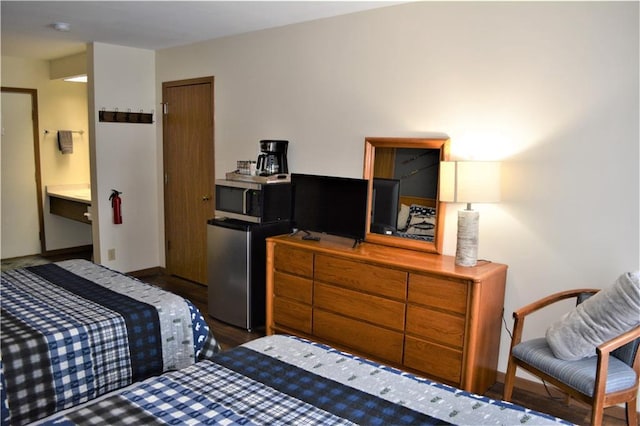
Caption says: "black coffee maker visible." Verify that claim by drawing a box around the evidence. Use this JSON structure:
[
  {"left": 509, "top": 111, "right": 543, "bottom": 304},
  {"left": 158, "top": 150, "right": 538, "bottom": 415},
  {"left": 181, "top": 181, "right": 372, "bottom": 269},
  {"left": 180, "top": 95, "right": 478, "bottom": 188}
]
[{"left": 257, "top": 140, "right": 288, "bottom": 176}]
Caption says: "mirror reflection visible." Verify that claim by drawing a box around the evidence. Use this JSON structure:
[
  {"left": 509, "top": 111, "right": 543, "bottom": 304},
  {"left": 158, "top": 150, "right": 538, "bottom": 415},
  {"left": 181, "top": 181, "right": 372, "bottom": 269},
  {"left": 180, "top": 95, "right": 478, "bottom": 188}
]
[{"left": 364, "top": 137, "right": 449, "bottom": 253}]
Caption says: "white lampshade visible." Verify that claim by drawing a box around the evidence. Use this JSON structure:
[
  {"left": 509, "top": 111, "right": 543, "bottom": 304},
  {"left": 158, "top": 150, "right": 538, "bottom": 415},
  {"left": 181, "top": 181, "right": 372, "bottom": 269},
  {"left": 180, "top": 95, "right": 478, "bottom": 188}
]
[
  {"left": 439, "top": 161, "right": 501, "bottom": 204},
  {"left": 439, "top": 161, "right": 501, "bottom": 267}
]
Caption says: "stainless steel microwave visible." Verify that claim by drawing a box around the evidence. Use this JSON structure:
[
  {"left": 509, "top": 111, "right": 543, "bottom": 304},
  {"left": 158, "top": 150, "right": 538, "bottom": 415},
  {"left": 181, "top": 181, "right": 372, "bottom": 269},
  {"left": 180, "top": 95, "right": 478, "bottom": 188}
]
[{"left": 215, "top": 179, "right": 291, "bottom": 223}]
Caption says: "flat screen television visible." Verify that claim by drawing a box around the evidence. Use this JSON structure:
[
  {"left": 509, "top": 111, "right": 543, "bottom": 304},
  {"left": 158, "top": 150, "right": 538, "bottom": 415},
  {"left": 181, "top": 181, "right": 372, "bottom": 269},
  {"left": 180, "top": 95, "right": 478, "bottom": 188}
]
[
  {"left": 291, "top": 173, "right": 368, "bottom": 242},
  {"left": 371, "top": 178, "right": 400, "bottom": 235}
]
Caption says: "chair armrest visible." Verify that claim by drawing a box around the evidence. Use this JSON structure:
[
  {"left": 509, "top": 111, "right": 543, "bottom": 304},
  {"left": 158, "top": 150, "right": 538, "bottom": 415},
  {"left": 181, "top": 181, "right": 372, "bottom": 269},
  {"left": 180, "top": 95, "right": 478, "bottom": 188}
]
[
  {"left": 597, "top": 325, "right": 640, "bottom": 356},
  {"left": 593, "top": 325, "right": 640, "bottom": 400},
  {"left": 510, "top": 288, "right": 599, "bottom": 348},
  {"left": 513, "top": 288, "right": 599, "bottom": 319}
]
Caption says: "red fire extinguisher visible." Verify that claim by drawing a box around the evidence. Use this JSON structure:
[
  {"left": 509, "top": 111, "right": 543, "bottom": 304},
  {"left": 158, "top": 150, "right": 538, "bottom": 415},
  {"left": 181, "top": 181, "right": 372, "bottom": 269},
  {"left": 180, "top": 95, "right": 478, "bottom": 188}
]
[{"left": 109, "top": 190, "right": 122, "bottom": 224}]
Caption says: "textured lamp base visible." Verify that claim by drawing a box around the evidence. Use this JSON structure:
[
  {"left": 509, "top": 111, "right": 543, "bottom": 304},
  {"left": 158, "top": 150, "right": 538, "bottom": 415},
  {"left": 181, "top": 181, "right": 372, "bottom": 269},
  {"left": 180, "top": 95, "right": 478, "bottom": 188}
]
[{"left": 455, "top": 209, "right": 479, "bottom": 267}]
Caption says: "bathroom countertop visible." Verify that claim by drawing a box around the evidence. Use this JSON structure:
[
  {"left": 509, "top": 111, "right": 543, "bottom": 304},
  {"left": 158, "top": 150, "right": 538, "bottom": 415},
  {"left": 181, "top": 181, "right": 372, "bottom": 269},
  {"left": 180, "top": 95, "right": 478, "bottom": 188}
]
[{"left": 46, "top": 184, "right": 92, "bottom": 204}]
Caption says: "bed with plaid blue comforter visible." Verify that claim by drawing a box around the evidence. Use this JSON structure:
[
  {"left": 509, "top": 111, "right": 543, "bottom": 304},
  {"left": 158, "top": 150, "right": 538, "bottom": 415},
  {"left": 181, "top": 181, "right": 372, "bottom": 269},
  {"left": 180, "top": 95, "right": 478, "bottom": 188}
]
[
  {"left": 0, "top": 259, "right": 219, "bottom": 426},
  {"left": 41, "top": 335, "right": 573, "bottom": 426}
]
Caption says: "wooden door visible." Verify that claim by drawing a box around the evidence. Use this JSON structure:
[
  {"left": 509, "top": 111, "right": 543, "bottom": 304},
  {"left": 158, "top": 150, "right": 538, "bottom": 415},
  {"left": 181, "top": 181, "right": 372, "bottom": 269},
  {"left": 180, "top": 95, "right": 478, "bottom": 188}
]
[
  {"left": 162, "top": 77, "right": 214, "bottom": 284},
  {"left": 1, "top": 87, "right": 45, "bottom": 258}
]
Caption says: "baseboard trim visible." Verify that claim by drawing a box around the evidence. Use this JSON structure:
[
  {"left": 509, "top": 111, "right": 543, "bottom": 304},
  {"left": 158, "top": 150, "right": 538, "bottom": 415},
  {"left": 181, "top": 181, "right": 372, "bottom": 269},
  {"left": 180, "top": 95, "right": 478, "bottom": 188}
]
[
  {"left": 128, "top": 266, "right": 165, "bottom": 278},
  {"left": 496, "top": 371, "right": 558, "bottom": 396}
]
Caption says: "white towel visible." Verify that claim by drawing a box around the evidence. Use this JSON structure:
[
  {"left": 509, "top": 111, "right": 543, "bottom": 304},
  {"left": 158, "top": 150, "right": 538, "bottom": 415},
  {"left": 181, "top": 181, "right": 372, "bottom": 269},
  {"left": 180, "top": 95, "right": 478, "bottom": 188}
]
[{"left": 57, "top": 131, "right": 73, "bottom": 154}]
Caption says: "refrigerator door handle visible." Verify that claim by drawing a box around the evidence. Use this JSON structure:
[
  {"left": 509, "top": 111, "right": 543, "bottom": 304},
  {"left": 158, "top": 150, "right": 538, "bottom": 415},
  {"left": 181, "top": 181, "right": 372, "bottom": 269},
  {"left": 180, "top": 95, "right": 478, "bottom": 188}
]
[{"left": 242, "top": 188, "right": 250, "bottom": 214}]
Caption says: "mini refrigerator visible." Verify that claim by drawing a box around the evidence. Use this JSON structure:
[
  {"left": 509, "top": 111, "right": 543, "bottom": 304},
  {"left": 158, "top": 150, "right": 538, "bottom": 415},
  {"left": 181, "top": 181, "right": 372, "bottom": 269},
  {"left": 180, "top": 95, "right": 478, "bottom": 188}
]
[{"left": 207, "top": 218, "right": 290, "bottom": 331}]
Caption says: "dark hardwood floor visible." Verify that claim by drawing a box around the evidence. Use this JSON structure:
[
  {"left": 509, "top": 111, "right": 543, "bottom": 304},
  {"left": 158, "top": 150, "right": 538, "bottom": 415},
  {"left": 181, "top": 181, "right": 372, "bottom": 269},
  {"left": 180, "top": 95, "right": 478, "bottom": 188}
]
[{"left": 142, "top": 271, "right": 630, "bottom": 426}]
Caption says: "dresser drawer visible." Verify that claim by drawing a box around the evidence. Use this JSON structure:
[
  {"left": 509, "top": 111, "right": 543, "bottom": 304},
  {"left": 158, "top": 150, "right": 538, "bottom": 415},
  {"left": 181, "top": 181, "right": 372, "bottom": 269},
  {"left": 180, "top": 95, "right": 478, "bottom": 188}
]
[
  {"left": 404, "top": 336, "right": 462, "bottom": 385},
  {"left": 273, "top": 297, "right": 312, "bottom": 334},
  {"left": 314, "top": 309, "right": 404, "bottom": 364},
  {"left": 275, "top": 245, "right": 313, "bottom": 277},
  {"left": 315, "top": 254, "right": 407, "bottom": 300},
  {"left": 274, "top": 271, "right": 313, "bottom": 304},
  {"left": 315, "top": 282, "right": 405, "bottom": 331},
  {"left": 405, "top": 305, "right": 465, "bottom": 348},
  {"left": 408, "top": 273, "right": 468, "bottom": 314}
]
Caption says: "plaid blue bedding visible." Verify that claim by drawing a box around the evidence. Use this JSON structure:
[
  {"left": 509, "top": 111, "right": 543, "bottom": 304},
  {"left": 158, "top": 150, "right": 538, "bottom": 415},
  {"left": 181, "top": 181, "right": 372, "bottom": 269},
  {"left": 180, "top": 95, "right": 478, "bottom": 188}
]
[
  {"left": 0, "top": 260, "right": 219, "bottom": 425},
  {"left": 43, "top": 335, "right": 574, "bottom": 426},
  {"left": 213, "top": 347, "right": 442, "bottom": 425}
]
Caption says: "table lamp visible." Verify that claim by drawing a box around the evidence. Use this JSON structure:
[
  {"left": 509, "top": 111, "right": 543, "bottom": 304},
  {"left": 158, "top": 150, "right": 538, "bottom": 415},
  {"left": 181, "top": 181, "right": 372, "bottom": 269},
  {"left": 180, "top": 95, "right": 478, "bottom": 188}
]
[{"left": 439, "top": 161, "right": 501, "bottom": 267}]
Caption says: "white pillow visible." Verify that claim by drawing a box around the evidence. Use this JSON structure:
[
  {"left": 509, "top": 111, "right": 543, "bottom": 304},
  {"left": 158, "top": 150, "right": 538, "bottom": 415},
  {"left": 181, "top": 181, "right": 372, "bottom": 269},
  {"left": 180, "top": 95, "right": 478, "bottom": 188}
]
[
  {"left": 545, "top": 271, "right": 640, "bottom": 361},
  {"left": 397, "top": 204, "right": 410, "bottom": 231}
]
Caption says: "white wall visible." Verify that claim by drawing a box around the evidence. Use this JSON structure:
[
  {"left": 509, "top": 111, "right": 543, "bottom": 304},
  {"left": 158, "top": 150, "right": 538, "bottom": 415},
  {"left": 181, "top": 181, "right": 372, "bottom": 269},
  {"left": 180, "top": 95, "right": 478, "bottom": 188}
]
[
  {"left": 156, "top": 0, "right": 639, "bottom": 377},
  {"left": 88, "top": 43, "right": 160, "bottom": 272},
  {"left": 1, "top": 56, "right": 92, "bottom": 253}
]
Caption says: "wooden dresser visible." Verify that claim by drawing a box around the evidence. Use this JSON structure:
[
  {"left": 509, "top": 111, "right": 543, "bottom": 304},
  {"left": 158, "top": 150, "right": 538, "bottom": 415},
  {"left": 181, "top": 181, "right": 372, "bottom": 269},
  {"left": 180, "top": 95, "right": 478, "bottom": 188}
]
[{"left": 265, "top": 233, "right": 507, "bottom": 395}]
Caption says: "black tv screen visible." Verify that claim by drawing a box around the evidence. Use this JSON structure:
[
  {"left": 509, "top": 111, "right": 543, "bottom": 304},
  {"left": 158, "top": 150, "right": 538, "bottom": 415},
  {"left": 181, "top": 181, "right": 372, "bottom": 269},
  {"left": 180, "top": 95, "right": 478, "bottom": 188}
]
[{"left": 291, "top": 173, "right": 369, "bottom": 241}]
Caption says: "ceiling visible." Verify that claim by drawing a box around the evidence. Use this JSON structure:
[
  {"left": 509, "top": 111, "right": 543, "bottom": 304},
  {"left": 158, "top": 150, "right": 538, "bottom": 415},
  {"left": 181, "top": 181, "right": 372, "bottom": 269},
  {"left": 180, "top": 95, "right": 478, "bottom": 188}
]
[{"left": 1, "top": 1, "right": 402, "bottom": 61}]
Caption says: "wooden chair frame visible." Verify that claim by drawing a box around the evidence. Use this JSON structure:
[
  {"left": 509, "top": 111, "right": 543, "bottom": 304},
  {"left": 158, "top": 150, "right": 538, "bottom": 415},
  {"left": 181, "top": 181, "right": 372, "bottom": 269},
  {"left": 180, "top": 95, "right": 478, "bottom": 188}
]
[{"left": 503, "top": 288, "right": 640, "bottom": 426}]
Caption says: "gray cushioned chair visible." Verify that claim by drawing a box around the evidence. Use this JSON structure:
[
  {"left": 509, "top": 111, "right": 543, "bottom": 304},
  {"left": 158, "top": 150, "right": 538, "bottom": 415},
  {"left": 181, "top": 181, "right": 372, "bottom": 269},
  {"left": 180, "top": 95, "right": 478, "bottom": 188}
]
[{"left": 503, "top": 289, "right": 640, "bottom": 426}]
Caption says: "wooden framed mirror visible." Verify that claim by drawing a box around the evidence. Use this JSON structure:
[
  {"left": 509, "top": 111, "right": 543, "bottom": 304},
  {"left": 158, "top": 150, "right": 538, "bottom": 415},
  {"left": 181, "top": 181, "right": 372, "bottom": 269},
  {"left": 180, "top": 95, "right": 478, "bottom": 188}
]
[{"left": 363, "top": 136, "right": 450, "bottom": 253}]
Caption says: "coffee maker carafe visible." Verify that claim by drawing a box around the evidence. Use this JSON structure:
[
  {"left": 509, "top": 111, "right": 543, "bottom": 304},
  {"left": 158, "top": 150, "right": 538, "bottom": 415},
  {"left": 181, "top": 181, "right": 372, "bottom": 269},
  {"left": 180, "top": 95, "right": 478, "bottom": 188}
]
[{"left": 256, "top": 140, "right": 288, "bottom": 176}]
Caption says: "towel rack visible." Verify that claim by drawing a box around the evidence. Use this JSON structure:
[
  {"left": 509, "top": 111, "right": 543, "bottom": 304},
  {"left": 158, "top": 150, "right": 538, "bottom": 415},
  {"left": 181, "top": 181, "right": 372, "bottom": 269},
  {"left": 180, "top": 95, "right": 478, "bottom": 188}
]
[{"left": 44, "top": 129, "right": 84, "bottom": 135}]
